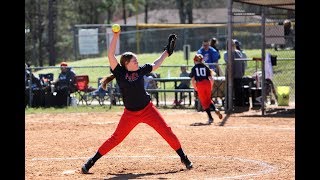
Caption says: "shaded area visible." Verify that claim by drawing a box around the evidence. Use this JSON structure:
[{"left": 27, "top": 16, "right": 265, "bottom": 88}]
[
  {"left": 190, "top": 122, "right": 211, "bottom": 126},
  {"left": 106, "top": 169, "right": 182, "bottom": 179},
  {"left": 218, "top": 113, "right": 231, "bottom": 126},
  {"left": 241, "top": 108, "right": 295, "bottom": 118},
  {"left": 190, "top": 111, "right": 231, "bottom": 126}
]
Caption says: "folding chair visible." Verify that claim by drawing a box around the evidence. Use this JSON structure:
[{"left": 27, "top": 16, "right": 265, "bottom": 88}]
[
  {"left": 74, "top": 75, "right": 95, "bottom": 105},
  {"left": 87, "top": 77, "right": 113, "bottom": 108},
  {"left": 39, "top": 73, "right": 54, "bottom": 89}
]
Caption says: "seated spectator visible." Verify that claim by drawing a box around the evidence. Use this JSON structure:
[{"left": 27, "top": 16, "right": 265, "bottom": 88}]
[
  {"left": 144, "top": 72, "right": 159, "bottom": 106},
  {"left": 25, "top": 63, "right": 43, "bottom": 108},
  {"left": 52, "top": 62, "right": 76, "bottom": 107},
  {"left": 25, "top": 63, "right": 42, "bottom": 90},
  {"left": 174, "top": 65, "right": 191, "bottom": 105}
]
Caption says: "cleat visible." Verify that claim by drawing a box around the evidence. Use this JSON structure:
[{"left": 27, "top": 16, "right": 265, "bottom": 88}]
[
  {"left": 181, "top": 155, "right": 193, "bottom": 169},
  {"left": 81, "top": 158, "right": 95, "bottom": 174},
  {"left": 215, "top": 110, "right": 223, "bottom": 119},
  {"left": 208, "top": 118, "right": 214, "bottom": 124}
]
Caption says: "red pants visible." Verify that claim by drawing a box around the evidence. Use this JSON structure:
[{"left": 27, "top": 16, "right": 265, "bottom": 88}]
[
  {"left": 196, "top": 79, "right": 213, "bottom": 110},
  {"left": 98, "top": 102, "right": 182, "bottom": 155}
]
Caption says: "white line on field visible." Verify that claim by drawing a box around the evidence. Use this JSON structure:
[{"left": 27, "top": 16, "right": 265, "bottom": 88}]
[
  {"left": 221, "top": 126, "right": 294, "bottom": 130},
  {"left": 31, "top": 155, "right": 277, "bottom": 179}
]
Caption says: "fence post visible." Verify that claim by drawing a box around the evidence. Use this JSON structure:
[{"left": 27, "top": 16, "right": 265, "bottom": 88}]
[{"left": 261, "top": 7, "right": 266, "bottom": 116}]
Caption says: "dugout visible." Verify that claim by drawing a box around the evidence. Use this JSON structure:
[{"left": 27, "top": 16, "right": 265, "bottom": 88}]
[{"left": 225, "top": 0, "right": 295, "bottom": 115}]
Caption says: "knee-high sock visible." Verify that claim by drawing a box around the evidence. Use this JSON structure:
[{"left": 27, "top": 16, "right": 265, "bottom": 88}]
[
  {"left": 205, "top": 108, "right": 213, "bottom": 119},
  {"left": 176, "top": 148, "right": 186, "bottom": 159}
]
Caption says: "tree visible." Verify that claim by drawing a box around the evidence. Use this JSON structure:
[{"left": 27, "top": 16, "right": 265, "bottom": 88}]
[
  {"left": 176, "top": 0, "right": 193, "bottom": 24},
  {"left": 122, "top": 0, "right": 127, "bottom": 24},
  {"left": 25, "top": 0, "right": 47, "bottom": 67},
  {"left": 48, "top": 0, "right": 57, "bottom": 66},
  {"left": 100, "top": 0, "right": 119, "bottom": 24}
]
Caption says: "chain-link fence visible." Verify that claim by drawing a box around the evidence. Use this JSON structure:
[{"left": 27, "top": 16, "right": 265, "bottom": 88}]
[
  {"left": 227, "top": 1, "right": 295, "bottom": 114},
  {"left": 72, "top": 24, "right": 230, "bottom": 60}
]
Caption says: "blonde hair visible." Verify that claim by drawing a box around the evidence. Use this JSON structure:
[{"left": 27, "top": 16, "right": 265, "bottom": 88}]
[
  {"left": 210, "top": 69, "right": 216, "bottom": 77},
  {"left": 193, "top": 54, "right": 204, "bottom": 63}
]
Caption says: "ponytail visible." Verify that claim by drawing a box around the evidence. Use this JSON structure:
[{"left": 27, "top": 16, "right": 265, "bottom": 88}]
[
  {"left": 100, "top": 74, "right": 115, "bottom": 90},
  {"left": 210, "top": 69, "right": 216, "bottom": 77}
]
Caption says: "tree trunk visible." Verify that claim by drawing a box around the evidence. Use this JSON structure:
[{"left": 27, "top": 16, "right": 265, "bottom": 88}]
[
  {"left": 186, "top": 0, "right": 193, "bottom": 24},
  {"left": 30, "top": 0, "right": 38, "bottom": 67},
  {"left": 144, "top": 1, "right": 148, "bottom": 23},
  {"left": 107, "top": 9, "right": 112, "bottom": 24},
  {"left": 176, "top": 0, "right": 186, "bottom": 24},
  {"left": 37, "top": 2, "right": 44, "bottom": 67},
  {"left": 122, "top": 0, "right": 127, "bottom": 24},
  {"left": 48, "top": 0, "right": 56, "bottom": 66}
]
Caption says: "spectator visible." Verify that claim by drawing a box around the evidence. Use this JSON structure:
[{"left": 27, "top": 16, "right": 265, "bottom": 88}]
[
  {"left": 234, "top": 39, "right": 248, "bottom": 69},
  {"left": 223, "top": 39, "right": 246, "bottom": 77},
  {"left": 210, "top": 37, "right": 223, "bottom": 76},
  {"left": 283, "top": 19, "right": 295, "bottom": 50},
  {"left": 223, "top": 39, "right": 246, "bottom": 107},
  {"left": 210, "top": 37, "right": 221, "bottom": 59},
  {"left": 25, "top": 63, "right": 43, "bottom": 108},
  {"left": 52, "top": 62, "right": 76, "bottom": 107},
  {"left": 144, "top": 72, "right": 159, "bottom": 106},
  {"left": 197, "top": 39, "right": 220, "bottom": 74},
  {"left": 174, "top": 65, "right": 191, "bottom": 105},
  {"left": 274, "top": 19, "right": 295, "bottom": 50},
  {"left": 25, "top": 63, "right": 42, "bottom": 90}
]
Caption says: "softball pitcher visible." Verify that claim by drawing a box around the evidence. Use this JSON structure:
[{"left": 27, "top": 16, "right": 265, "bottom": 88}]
[
  {"left": 190, "top": 54, "right": 223, "bottom": 124},
  {"left": 81, "top": 30, "right": 192, "bottom": 174}
]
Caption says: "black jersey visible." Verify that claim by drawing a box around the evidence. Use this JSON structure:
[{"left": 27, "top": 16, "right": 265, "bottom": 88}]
[
  {"left": 112, "top": 63, "right": 153, "bottom": 111},
  {"left": 189, "top": 63, "right": 211, "bottom": 82}
]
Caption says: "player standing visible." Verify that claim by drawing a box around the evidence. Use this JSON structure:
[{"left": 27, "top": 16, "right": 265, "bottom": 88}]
[
  {"left": 80, "top": 30, "right": 192, "bottom": 174},
  {"left": 190, "top": 54, "right": 223, "bottom": 124}
]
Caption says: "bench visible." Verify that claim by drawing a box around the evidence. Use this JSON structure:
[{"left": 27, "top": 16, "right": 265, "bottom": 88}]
[{"left": 146, "top": 89, "right": 194, "bottom": 106}]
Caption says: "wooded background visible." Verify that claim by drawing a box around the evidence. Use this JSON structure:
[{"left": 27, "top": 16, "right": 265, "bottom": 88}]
[{"left": 25, "top": 0, "right": 227, "bottom": 66}]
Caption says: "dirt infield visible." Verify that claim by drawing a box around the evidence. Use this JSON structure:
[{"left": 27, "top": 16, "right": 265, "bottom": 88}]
[{"left": 26, "top": 108, "right": 295, "bottom": 179}]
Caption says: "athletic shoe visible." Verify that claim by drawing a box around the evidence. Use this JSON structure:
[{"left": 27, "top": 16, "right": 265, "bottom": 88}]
[
  {"left": 208, "top": 118, "right": 214, "bottom": 124},
  {"left": 215, "top": 110, "right": 223, "bottom": 119},
  {"left": 81, "top": 158, "right": 95, "bottom": 174},
  {"left": 181, "top": 155, "right": 193, "bottom": 169}
]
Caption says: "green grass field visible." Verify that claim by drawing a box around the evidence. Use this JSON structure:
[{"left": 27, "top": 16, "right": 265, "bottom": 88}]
[
  {"left": 25, "top": 105, "right": 124, "bottom": 114},
  {"left": 33, "top": 49, "right": 294, "bottom": 88}
]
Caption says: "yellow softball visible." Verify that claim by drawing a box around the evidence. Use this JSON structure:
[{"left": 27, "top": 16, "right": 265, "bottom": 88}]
[{"left": 112, "top": 24, "right": 121, "bottom": 33}]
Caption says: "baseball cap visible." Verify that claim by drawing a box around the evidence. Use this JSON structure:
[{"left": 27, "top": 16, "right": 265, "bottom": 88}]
[{"left": 60, "top": 62, "right": 68, "bottom": 66}]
